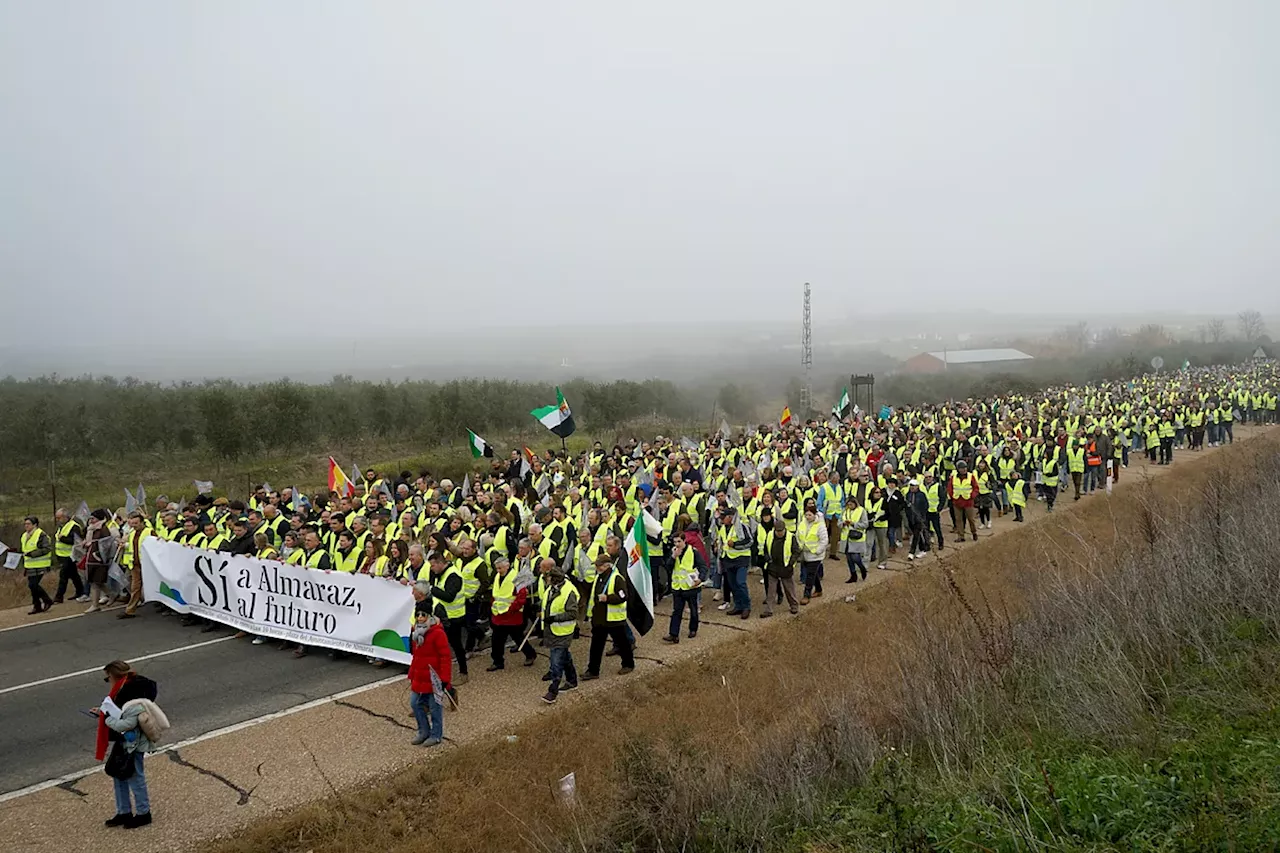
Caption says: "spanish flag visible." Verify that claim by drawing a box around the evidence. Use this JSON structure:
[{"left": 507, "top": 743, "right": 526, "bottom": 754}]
[
  {"left": 328, "top": 456, "right": 357, "bottom": 498},
  {"left": 779, "top": 406, "right": 793, "bottom": 428}
]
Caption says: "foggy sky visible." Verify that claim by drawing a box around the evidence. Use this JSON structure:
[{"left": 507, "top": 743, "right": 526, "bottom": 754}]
[{"left": 2, "top": 2, "right": 1278, "bottom": 357}]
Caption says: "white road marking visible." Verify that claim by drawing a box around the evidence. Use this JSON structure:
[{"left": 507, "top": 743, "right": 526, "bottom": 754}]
[
  {"left": 0, "top": 604, "right": 125, "bottom": 634},
  {"left": 0, "top": 636, "right": 236, "bottom": 697},
  {"left": 0, "top": 674, "right": 405, "bottom": 803}
]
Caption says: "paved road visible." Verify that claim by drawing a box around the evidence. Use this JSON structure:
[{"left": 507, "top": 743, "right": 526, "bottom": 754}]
[{"left": 0, "top": 608, "right": 396, "bottom": 795}]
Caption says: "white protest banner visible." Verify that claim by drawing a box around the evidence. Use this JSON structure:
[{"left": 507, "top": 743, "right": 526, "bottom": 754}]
[{"left": 140, "top": 538, "right": 415, "bottom": 664}]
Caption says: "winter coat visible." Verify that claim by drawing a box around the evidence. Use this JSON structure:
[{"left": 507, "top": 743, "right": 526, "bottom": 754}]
[
  {"left": 905, "top": 490, "right": 929, "bottom": 529},
  {"left": 408, "top": 619, "right": 452, "bottom": 693}
]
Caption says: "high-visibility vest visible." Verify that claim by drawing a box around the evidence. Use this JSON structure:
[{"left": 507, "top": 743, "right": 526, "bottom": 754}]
[
  {"left": 22, "top": 528, "right": 51, "bottom": 570},
  {"left": 1041, "top": 459, "right": 1060, "bottom": 488},
  {"left": 1066, "top": 446, "right": 1085, "bottom": 473},
  {"left": 286, "top": 549, "right": 305, "bottom": 565},
  {"left": 765, "top": 529, "right": 796, "bottom": 564},
  {"left": 593, "top": 570, "right": 628, "bottom": 622},
  {"left": 717, "top": 523, "right": 751, "bottom": 559},
  {"left": 544, "top": 581, "right": 579, "bottom": 637},
  {"left": 460, "top": 555, "right": 485, "bottom": 600},
  {"left": 258, "top": 547, "right": 280, "bottom": 561},
  {"left": 776, "top": 499, "right": 798, "bottom": 533},
  {"left": 796, "top": 518, "right": 823, "bottom": 554},
  {"left": 303, "top": 549, "right": 328, "bottom": 568},
  {"left": 1008, "top": 480, "right": 1028, "bottom": 507},
  {"left": 997, "top": 457, "right": 1017, "bottom": 481},
  {"left": 923, "top": 482, "right": 944, "bottom": 513},
  {"left": 433, "top": 566, "right": 467, "bottom": 620},
  {"left": 670, "top": 548, "right": 699, "bottom": 591},
  {"left": 491, "top": 570, "right": 519, "bottom": 616},
  {"left": 950, "top": 474, "right": 974, "bottom": 501},
  {"left": 841, "top": 504, "right": 865, "bottom": 540},
  {"left": 1085, "top": 441, "right": 1102, "bottom": 466},
  {"left": 204, "top": 533, "right": 227, "bottom": 551},
  {"left": 334, "top": 547, "right": 361, "bottom": 573},
  {"left": 1158, "top": 421, "right": 1176, "bottom": 439},
  {"left": 820, "top": 483, "right": 844, "bottom": 515},
  {"left": 976, "top": 471, "right": 994, "bottom": 496},
  {"left": 865, "top": 497, "right": 888, "bottom": 528},
  {"left": 55, "top": 520, "right": 78, "bottom": 559},
  {"left": 119, "top": 527, "right": 150, "bottom": 569}
]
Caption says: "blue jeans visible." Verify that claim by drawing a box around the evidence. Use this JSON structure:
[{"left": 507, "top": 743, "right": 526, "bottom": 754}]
[
  {"left": 547, "top": 646, "right": 578, "bottom": 696},
  {"left": 668, "top": 588, "right": 700, "bottom": 637},
  {"left": 112, "top": 752, "right": 149, "bottom": 816},
  {"left": 723, "top": 556, "right": 751, "bottom": 612},
  {"left": 705, "top": 553, "right": 721, "bottom": 588},
  {"left": 410, "top": 691, "right": 442, "bottom": 741}
]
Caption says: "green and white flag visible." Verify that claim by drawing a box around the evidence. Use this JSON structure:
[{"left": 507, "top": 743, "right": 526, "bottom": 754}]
[
  {"left": 833, "top": 387, "right": 850, "bottom": 417},
  {"left": 467, "top": 429, "right": 493, "bottom": 459},
  {"left": 623, "top": 513, "right": 655, "bottom": 636},
  {"left": 531, "top": 387, "right": 576, "bottom": 438}
]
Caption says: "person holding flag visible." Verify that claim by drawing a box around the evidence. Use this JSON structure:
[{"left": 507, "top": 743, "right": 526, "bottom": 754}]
[{"left": 582, "top": 553, "right": 635, "bottom": 680}]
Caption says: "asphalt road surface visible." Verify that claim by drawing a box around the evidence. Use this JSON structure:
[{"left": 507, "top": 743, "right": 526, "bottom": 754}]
[{"left": 0, "top": 607, "right": 397, "bottom": 795}]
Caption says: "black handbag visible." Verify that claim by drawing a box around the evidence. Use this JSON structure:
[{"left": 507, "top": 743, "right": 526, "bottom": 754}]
[{"left": 104, "top": 741, "right": 135, "bottom": 780}]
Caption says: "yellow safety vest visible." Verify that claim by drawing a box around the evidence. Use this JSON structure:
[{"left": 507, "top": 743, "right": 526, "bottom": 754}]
[
  {"left": 593, "top": 570, "right": 628, "bottom": 622},
  {"left": 22, "top": 528, "right": 51, "bottom": 570},
  {"left": 491, "top": 570, "right": 519, "bottom": 616},
  {"left": 460, "top": 556, "right": 485, "bottom": 600},
  {"left": 670, "top": 548, "right": 699, "bottom": 591},
  {"left": 865, "top": 497, "right": 888, "bottom": 529},
  {"left": 924, "top": 482, "right": 944, "bottom": 514},
  {"left": 1008, "top": 480, "right": 1028, "bottom": 507},
  {"left": 303, "top": 549, "right": 328, "bottom": 568},
  {"left": 950, "top": 474, "right": 974, "bottom": 501},
  {"left": 433, "top": 566, "right": 467, "bottom": 620},
  {"left": 286, "top": 549, "right": 305, "bottom": 565},
  {"left": 55, "top": 520, "right": 78, "bottom": 559},
  {"left": 796, "top": 518, "right": 823, "bottom": 553},
  {"left": 765, "top": 529, "right": 795, "bottom": 565},
  {"left": 840, "top": 504, "right": 865, "bottom": 540},
  {"left": 334, "top": 547, "right": 361, "bottom": 573},
  {"left": 544, "top": 581, "right": 579, "bottom": 637},
  {"left": 717, "top": 523, "right": 751, "bottom": 559}
]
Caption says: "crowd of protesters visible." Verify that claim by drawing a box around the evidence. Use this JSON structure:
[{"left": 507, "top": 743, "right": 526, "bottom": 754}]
[{"left": 17, "top": 362, "right": 1277, "bottom": 742}]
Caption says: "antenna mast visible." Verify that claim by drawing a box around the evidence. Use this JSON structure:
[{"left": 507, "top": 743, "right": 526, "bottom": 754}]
[{"left": 800, "top": 282, "right": 812, "bottom": 415}]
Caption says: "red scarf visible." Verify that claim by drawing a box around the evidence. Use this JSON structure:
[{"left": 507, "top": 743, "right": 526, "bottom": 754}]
[{"left": 94, "top": 675, "right": 127, "bottom": 761}]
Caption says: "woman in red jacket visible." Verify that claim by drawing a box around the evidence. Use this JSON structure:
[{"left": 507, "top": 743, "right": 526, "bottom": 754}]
[{"left": 408, "top": 611, "right": 451, "bottom": 746}]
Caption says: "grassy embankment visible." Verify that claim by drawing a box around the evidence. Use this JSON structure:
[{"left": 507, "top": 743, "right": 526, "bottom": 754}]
[
  {"left": 200, "top": 429, "right": 1280, "bottom": 853},
  {"left": 0, "top": 419, "right": 687, "bottom": 609}
]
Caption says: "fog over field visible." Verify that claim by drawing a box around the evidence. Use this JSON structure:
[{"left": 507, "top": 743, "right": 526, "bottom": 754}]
[{"left": 2, "top": 2, "right": 1278, "bottom": 383}]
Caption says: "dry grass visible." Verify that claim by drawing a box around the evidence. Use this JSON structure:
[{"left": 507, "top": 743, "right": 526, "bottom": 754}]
[
  {"left": 199, "top": 430, "right": 1280, "bottom": 853},
  {"left": 0, "top": 570, "right": 29, "bottom": 609}
]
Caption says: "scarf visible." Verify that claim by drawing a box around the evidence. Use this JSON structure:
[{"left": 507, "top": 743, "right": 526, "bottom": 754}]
[{"left": 95, "top": 675, "right": 127, "bottom": 761}]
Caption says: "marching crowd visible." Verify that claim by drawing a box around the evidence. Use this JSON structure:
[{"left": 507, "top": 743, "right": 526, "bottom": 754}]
[{"left": 17, "top": 362, "right": 1278, "bottom": 747}]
